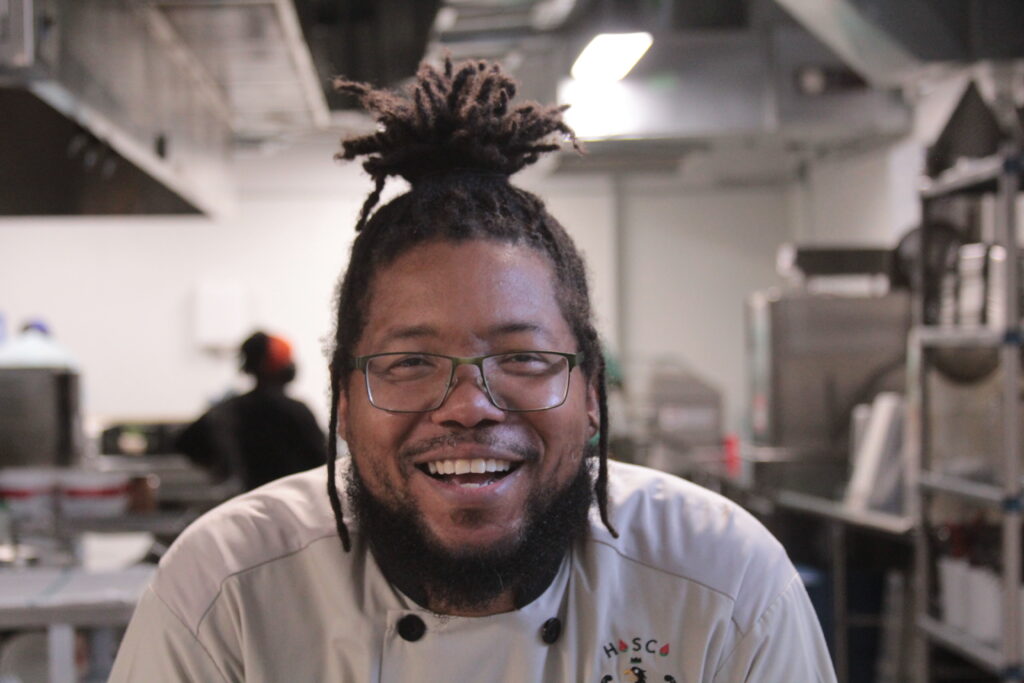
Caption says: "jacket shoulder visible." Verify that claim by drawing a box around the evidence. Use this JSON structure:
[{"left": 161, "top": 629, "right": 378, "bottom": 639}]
[
  {"left": 151, "top": 466, "right": 340, "bottom": 633},
  {"left": 594, "top": 461, "right": 797, "bottom": 632}
]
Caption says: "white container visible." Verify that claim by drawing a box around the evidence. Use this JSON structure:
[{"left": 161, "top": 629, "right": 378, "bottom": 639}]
[
  {"left": 938, "top": 556, "right": 969, "bottom": 632},
  {"left": 58, "top": 470, "right": 130, "bottom": 518},
  {"left": 966, "top": 565, "right": 1001, "bottom": 645},
  {"left": 0, "top": 468, "right": 57, "bottom": 521}
]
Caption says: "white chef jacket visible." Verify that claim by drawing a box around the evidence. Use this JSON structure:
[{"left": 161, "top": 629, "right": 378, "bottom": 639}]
[{"left": 110, "top": 459, "right": 835, "bottom": 682}]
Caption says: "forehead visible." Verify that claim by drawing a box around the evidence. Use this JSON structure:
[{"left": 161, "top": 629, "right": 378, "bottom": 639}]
[{"left": 360, "top": 239, "right": 572, "bottom": 350}]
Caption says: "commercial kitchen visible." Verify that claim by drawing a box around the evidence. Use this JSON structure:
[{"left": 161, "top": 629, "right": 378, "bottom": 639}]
[{"left": 1, "top": 1, "right": 1024, "bottom": 681}]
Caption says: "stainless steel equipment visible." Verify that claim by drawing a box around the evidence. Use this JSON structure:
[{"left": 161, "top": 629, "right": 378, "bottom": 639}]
[
  {"left": 645, "top": 366, "right": 722, "bottom": 473},
  {"left": 0, "top": 0, "right": 330, "bottom": 215},
  {"left": 0, "top": 367, "right": 82, "bottom": 467},
  {"left": 0, "top": 0, "right": 232, "bottom": 215},
  {"left": 747, "top": 289, "right": 911, "bottom": 455}
]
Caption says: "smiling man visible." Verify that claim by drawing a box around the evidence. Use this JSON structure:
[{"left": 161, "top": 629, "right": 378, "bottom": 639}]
[
  {"left": 111, "top": 59, "right": 835, "bottom": 682},
  {"left": 340, "top": 240, "right": 599, "bottom": 618}
]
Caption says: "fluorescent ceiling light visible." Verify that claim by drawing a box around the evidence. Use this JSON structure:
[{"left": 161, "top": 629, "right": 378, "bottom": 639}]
[
  {"left": 558, "top": 78, "right": 637, "bottom": 140},
  {"left": 571, "top": 32, "right": 653, "bottom": 82}
]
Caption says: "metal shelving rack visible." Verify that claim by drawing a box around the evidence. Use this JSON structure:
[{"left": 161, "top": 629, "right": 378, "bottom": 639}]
[{"left": 911, "top": 146, "right": 1024, "bottom": 682}]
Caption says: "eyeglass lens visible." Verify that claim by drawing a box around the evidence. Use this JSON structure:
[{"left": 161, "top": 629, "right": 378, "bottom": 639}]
[{"left": 364, "top": 352, "right": 571, "bottom": 412}]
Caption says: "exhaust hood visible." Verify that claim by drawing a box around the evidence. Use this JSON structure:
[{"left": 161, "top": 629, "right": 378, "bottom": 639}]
[{"left": 0, "top": 0, "right": 329, "bottom": 216}]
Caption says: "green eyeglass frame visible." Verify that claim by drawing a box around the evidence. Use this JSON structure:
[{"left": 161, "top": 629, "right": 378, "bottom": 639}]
[{"left": 351, "top": 350, "right": 584, "bottom": 413}]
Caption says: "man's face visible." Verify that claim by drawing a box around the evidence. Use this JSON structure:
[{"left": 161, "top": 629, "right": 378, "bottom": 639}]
[{"left": 338, "top": 239, "right": 598, "bottom": 556}]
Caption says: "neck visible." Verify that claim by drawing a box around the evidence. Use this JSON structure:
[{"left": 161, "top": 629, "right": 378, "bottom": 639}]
[
  {"left": 374, "top": 539, "right": 569, "bottom": 616},
  {"left": 426, "top": 589, "right": 516, "bottom": 617}
]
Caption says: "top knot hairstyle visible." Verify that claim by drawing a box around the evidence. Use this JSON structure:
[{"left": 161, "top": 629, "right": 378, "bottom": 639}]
[
  {"left": 326, "top": 57, "right": 616, "bottom": 552},
  {"left": 333, "top": 57, "right": 580, "bottom": 231}
]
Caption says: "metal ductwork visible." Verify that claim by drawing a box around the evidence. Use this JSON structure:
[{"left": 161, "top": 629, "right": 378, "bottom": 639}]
[
  {"left": 772, "top": 0, "right": 1024, "bottom": 88},
  {"left": 293, "top": 0, "right": 441, "bottom": 110},
  {"left": 415, "top": 0, "right": 912, "bottom": 156},
  {"left": 556, "top": 23, "right": 910, "bottom": 149},
  {"left": 0, "top": 0, "right": 330, "bottom": 216}
]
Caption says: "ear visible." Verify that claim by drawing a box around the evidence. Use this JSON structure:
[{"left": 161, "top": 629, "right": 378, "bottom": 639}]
[
  {"left": 585, "top": 374, "right": 600, "bottom": 440},
  {"left": 335, "top": 378, "right": 351, "bottom": 443}
]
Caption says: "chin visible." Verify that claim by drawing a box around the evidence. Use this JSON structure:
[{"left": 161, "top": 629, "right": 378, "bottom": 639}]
[{"left": 429, "top": 520, "right": 525, "bottom": 560}]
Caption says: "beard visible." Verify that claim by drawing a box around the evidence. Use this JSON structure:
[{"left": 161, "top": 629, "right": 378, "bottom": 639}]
[{"left": 345, "top": 445, "right": 595, "bottom": 613}]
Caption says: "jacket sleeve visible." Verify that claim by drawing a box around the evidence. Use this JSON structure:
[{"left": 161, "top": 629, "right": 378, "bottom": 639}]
[
  {"left": 292, "top": 401, "right": 327, "bottom": 470},
  {"left": 110, "top": 587, "right": 232, "bottom": 683},
  {"left": 176, "top": 409, "right": 234, "bottom": 482},
  {"left": 713, "top": 574, "right": 837, "bottom": 683}
]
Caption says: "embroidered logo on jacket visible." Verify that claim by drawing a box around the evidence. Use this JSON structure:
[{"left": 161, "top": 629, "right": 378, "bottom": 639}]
[{"left": 599, "top": 637, "right": 678, "bottom": 682}]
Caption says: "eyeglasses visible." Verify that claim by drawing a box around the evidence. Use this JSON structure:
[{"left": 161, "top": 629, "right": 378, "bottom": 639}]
[{"left": 351, "top": 351, "right": 583, "bottom": 413}]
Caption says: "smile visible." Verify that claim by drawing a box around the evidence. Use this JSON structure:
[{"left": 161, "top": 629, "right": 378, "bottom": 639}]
[{"left": 416, "top": 458, "right": 521, "bottom": 488}]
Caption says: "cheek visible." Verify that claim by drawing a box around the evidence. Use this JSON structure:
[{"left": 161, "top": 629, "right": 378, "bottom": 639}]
[
  {"left": 347, "top": 432, "right": 402, "bottom": 504},
  {"left": 534, "top": 406, "right": 591, "bottom": 473},
  {"left": 345, "top": 407, "right": 419, "bottom": 486}
]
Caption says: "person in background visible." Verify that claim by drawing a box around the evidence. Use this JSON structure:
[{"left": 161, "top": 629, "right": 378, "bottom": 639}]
[
  {"left": 112, "top": 59, "right": 834, "bottom": 681},
  {"left": 176, "top": 331, "right": 325, "bottom": 491}
]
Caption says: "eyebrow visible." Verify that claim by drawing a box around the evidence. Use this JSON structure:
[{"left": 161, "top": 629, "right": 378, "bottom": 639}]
[
  {"left": 485, "top": 321, "right": 551, "bottom": 338},
  {"left": 378, "top": 325, "right": 440, "bottom": 346},
  {"left": 376, "top": 321, "right": 554, "bottom": 347}
]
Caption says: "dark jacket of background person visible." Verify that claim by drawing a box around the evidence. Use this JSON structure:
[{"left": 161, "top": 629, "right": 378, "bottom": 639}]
[{"left": 176, "top": 332, "right": 325, "bottom": 491}]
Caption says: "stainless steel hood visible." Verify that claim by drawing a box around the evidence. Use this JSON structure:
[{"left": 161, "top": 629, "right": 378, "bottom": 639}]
[
  {"left": 0, "top": 0, "right": 329, "bottom": 216},
  {"left": 422, "top": 0, "right": 912, "bottom": 171},
  {"left": 154, "top": 0, "right": 329, "bottom": 139}
]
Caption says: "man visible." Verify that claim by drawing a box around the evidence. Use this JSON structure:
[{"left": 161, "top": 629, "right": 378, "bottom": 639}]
[
  {"left": 176, "top": 331, "right": 325, "bottom": 492},
  {"left": 111, "top": 58, "right": 835, "bottom": 682}
]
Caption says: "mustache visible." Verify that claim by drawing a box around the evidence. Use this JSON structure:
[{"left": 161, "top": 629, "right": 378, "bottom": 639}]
[{"left": 399, "top": 430, "right": 538, "bottom": 461}]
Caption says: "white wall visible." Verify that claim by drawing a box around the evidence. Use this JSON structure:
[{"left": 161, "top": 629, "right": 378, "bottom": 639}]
[
  {"left": 521, "top": 173, "right": 618, "bottom": 352},
  {"left": 0, "top": 138, "right": 363, "bottom": 428},
  {"left": 789, "top": 138, "right": 923, "bottom": 246},
  {"left": 0, "top": 202, "right": 357, "bottom": 428},
  {"left": 620, "top": 176, "right": 791, "bottom": 431}
]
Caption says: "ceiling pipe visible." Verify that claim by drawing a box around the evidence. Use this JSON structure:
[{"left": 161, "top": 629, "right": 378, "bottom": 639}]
[{"left": 771, "top": 0, "right": 923, "bottom": 88}]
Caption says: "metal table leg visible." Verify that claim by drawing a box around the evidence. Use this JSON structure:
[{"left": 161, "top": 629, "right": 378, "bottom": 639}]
[
  {"left": 832, "top": 521, "right": 848, "bottom": 683},
  {"left": 48, "top": 623, "right": 75, "bottom": 683}
]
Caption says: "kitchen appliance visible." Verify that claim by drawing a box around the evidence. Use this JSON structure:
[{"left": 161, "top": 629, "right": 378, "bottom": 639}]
[
  {"left": 931, "top": 242, "right": 1024, "bottom": 384},
  {"left": 645, "top": 365, "right": 723, "bottom": 474},
  {"left": 0, "top": 367, "right": 82, "bottom": 468},
  {"left": 747, "top": 289, "right": 911, "bottom": 452}
]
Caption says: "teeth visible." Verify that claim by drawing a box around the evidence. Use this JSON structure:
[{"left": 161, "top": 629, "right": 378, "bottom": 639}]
[{"left": 423, "top": 459, "right": 516, "bottom": 476}]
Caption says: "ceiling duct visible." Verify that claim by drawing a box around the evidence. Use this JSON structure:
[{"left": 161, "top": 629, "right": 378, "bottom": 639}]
[
  {"left": 772, "top": 0, "right": 1024, "bottom": 88},
  {"left": 153, "top": 0, "right": 330, "bottom": 139},
  {"left": 293, "top": 0, "right": 441, "bottom": 110}
]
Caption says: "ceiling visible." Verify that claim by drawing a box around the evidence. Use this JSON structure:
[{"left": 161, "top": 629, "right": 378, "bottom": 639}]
[{"left": 3, "top": 0, "right": 1020, "bottom": 215}]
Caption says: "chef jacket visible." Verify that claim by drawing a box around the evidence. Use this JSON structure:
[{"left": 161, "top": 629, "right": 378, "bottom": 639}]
[{"left": 110, "top": 459, "right": 836, "bottom": 682}]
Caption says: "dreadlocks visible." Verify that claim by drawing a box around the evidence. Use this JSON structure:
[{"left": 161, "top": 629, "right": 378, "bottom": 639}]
[{"left": 326, "top": 56, "right": 617, "bottom": 552}]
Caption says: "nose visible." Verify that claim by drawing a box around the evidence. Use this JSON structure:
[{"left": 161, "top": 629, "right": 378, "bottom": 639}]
[{"left": 430, "top": 364, "right": 506, "bottom": 428}]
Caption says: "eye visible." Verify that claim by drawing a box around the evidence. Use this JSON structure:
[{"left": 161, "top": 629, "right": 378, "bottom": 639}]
[
  {"left": 503, "top": 352, "right": 546, "bottom": 364},
  {"left": 373, "top": 354, "right": 441, "bottom": 380},
  {"left": 495, "top": 352, "right": 559, "bottom": 376},
  {"left": 390, "top": 355, "right": 433, "bottom": 369}
]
